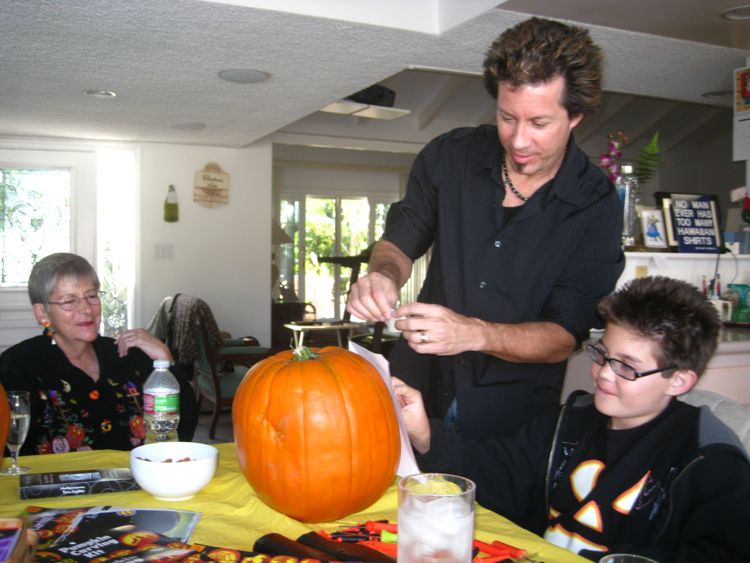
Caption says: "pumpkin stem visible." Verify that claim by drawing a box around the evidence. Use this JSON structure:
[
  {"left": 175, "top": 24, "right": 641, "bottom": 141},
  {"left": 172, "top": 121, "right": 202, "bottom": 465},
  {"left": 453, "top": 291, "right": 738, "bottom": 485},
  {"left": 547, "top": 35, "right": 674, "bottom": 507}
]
[{"left": 292, "top": 345, "right": 319, "bottom": 361}]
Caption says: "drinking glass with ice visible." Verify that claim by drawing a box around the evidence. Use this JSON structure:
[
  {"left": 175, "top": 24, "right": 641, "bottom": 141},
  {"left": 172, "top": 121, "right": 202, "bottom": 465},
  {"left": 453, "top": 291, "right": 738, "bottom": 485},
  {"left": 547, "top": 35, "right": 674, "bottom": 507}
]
[{"left": 397, "top": 473, "right": 475, "bottom": 562}]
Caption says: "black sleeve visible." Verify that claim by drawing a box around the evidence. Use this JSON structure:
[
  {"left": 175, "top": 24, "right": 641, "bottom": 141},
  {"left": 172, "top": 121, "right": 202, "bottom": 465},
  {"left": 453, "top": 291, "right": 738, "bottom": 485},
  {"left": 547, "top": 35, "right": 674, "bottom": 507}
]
[
  {"left": 172, "top": 363, "right": 197, "bottom": 441},
  {"left": 0, "top": 345, "right": 46, "bottom": 456},
  {"left": 382, "top": 134, "right": 446, "bottom": 261},
  {"left": 538, "top": 190, "right": 625, "bottom": 345},
  {"left": 416, "top": 410, "right": 559, "bottom": 531}
]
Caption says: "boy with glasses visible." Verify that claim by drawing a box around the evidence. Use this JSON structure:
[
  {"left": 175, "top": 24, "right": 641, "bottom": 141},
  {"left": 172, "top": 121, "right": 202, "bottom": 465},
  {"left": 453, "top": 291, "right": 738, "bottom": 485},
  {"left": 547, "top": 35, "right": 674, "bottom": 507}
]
[{"left": 394, "top": 276, "right": 750, "bottom": 561}]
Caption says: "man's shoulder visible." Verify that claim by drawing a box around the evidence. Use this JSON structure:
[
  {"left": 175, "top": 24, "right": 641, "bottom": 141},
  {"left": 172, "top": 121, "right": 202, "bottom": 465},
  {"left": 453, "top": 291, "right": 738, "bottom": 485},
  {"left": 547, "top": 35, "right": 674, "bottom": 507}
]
[
  {"left": 427, "top": 124, "right": 497, "bottom": 150},
  {"left": 420, "top": 124, "right": 499, "bottom": 173},
  {"left": 568, "top": 140, "right": 613, "bottom": 195}
]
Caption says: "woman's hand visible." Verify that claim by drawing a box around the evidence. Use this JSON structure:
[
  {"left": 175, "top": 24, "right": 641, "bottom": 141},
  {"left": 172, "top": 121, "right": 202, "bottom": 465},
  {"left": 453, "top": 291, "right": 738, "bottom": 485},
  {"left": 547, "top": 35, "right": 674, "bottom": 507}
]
[
  {"left": 115, "top": 329, "right": 172, "bottom": 362},
  {"left": 391, "top": 376, "right": 431, "bottom": 454}
]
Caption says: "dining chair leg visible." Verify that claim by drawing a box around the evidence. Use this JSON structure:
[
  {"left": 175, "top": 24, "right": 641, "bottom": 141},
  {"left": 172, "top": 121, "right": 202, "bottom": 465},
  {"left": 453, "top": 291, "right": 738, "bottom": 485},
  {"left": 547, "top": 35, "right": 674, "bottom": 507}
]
[{"left": 209, "top": 404, "right": 220, "bottom": 439}]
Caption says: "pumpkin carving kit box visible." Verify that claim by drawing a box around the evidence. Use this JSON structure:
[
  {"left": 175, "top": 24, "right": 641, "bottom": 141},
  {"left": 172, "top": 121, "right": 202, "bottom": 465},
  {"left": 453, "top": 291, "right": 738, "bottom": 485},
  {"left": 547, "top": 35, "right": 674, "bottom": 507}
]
[{"left": 18, "top": 467, "right": 139, "bottom": 499}]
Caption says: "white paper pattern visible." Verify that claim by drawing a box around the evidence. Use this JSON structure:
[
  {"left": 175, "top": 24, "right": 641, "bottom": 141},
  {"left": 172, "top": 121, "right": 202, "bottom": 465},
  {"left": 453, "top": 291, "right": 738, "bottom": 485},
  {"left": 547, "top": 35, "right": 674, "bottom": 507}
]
[{"left": 348, "top": 340, "right": 421, "bottom": 477}]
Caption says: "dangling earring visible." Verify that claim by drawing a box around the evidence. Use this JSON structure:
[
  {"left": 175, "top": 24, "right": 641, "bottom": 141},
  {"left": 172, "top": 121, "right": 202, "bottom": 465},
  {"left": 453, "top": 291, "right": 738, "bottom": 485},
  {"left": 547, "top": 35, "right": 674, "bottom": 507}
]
[{"left": 42, "top": 320, "right": 57, "bottom": 345}]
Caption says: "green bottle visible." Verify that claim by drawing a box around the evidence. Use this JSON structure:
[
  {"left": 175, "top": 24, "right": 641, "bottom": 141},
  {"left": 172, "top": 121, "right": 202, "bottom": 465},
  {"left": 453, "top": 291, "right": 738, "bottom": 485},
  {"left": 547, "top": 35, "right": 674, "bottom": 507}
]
[{"left": 164, "top": 184, "right": 179, "bottom": 222}]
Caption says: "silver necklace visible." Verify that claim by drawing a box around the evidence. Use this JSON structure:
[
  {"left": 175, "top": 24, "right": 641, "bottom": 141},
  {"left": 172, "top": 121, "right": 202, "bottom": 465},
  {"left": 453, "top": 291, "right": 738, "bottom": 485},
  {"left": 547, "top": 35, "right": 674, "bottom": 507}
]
[{"left": 502, "top": 159, "right": 529, "bottom": 203}]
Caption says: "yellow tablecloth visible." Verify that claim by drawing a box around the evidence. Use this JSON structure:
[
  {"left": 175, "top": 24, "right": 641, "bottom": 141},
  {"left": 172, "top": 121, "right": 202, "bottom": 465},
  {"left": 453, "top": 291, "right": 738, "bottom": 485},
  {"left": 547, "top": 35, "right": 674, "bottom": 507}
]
[{"left": 0, "top": 443, "right": 586, "bottom": 562}]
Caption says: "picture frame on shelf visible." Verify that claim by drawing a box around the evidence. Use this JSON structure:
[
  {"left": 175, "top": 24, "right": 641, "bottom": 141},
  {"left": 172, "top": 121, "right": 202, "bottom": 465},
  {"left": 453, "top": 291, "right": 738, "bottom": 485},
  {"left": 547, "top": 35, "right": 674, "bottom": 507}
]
[
  {"left": 654, "top": 192, "right": 723, "bottom": 253},
  {"left": 640, "top": 208, "right": 668, "bottom": 249}
]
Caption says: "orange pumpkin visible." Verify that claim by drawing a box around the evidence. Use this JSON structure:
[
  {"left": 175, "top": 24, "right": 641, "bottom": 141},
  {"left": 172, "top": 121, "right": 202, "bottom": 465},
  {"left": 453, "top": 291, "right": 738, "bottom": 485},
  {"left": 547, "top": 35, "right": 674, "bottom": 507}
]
[
  {"left": 233, "top": 346, "right": 401, "bottom": 522},
  {"left": 0, "top": 384, "right": 9, "bottom": 456}
]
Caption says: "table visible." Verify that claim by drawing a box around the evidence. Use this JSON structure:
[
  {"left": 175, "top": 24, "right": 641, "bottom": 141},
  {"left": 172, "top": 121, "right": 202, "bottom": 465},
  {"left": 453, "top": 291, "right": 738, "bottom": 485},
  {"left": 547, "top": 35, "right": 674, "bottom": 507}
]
[
  {"left": 0, "top": 444, "right": 587, "bottom": 561},
  {"left": 283, "top": 321, "right": 363, "bottom": 348}
]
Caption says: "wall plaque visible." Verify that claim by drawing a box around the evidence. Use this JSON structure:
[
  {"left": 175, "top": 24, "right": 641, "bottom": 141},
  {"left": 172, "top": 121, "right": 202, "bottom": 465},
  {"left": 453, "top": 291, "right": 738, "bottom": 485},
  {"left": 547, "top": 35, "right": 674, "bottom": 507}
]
[
  {"left": 194, "top": 162, "right": 229, "bottom": 208},
  {"left": 655, "top": 192, "right": 722, "bottom": 253}
]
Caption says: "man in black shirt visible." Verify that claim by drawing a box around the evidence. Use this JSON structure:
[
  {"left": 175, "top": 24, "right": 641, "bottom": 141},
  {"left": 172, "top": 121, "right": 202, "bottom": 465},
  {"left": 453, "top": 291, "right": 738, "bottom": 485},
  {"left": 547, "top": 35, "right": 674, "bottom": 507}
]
[{"left": 347, "top": 17, "right": 624, "bottom": 440}]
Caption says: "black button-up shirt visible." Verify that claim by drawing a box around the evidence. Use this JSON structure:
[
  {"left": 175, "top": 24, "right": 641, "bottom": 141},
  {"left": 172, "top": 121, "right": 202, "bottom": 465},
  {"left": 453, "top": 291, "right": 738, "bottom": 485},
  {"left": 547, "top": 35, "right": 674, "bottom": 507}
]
[{"left": 385, "top": 125, "right": 624, "bottom": 441}]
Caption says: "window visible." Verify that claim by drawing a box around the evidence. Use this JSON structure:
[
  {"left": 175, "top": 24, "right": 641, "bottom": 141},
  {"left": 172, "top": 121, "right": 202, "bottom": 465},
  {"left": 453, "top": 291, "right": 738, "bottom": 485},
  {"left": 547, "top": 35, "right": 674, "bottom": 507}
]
[
  {"left": 0, "top": 168, "right": 71, "bottom": 285},
  {"left": 96, "top": 148, "right": 137, "bottom": 336},
  {"left": 278, "top": 195, "right": 393, "bottom": 319},
  {"left": 0, "top": 145, "right": 135, "bottom": 348}
]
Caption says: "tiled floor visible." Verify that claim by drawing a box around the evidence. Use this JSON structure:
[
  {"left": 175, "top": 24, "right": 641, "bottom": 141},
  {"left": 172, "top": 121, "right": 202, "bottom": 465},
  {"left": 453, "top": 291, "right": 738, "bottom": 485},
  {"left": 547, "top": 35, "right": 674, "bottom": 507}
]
[{"left": 192, "top": 408, "right": 235, "bottom": 444}]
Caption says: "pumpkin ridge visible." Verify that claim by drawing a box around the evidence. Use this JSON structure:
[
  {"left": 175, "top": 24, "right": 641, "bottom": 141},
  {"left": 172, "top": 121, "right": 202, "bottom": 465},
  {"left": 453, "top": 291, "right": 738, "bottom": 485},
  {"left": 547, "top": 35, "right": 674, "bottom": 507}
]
[
  {"left": 284, "top": 357, "right": 308, "bottom": 513},
  {"left": 322, "top": 351, "right": 358, "bottom": 517},
  {"left": 258, "top": 358, "right": 290, "bottom": 510},
  {"left": 258, "top": 362, "right": 279, "bottom": 508},
  {"left": 322, "top": 350, "right": 395, "bottom": 515},
  {"left": 296, "top": 357, "right": 311, "bottom": 513}
]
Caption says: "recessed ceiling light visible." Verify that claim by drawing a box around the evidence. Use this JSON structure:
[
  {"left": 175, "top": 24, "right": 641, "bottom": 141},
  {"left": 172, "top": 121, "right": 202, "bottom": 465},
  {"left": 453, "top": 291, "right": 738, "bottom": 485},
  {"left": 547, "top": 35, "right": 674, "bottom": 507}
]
[
  {"left": 217, "top": 69, "right": 270, "bottom": 84},
  {"left": 721, "top": 4, "right": 750, "bottom": 20},
  {"left": 83, "top": 89, "right": 117, "bottom": 98},
  {"left": 170, "top": 122, "right": 206, "bottom": 131},
  {"left": 701, "top": 90, "right": 733, "bottom": 99}
]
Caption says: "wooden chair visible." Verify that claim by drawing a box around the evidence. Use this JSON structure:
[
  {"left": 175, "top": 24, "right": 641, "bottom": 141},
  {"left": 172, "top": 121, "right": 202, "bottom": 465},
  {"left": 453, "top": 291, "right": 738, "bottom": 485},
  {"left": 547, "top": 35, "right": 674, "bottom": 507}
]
[{"left": 194, "top": 324, "right": 270, "bottom": 439}]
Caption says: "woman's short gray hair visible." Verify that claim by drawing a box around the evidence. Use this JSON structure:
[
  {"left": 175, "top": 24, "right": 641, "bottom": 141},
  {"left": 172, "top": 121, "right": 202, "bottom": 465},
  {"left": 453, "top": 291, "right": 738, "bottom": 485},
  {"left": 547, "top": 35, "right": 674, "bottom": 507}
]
[{"left": 28, "top": 253, "right": 99, "bottom": 305}]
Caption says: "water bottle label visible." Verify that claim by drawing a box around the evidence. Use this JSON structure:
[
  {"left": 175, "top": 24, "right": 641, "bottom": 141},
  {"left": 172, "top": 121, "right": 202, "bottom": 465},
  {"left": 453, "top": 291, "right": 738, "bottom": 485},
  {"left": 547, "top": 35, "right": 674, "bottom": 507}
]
[{"left": 144, "top": 392, "right": 179, "bottom": 414}]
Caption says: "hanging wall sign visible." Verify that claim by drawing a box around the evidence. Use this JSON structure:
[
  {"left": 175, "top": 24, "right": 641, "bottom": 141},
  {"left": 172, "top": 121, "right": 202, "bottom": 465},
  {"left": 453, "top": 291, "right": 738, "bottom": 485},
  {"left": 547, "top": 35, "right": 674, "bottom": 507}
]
[{"left": 194, "top": 162, "right": 229, "bottom": 208}]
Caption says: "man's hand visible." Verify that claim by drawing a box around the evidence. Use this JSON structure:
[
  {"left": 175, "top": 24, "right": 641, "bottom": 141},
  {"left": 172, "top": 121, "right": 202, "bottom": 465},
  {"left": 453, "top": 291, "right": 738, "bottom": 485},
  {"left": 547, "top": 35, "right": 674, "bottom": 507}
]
[
  {"left": 347, "top": 240, "right": 413, "bottom": 322},
  {"left": 396, "top": 302, "right": 485, "bottom": 356},
  {"left": 392, "top": 376, "right": 431, "bottom": 454},
  {"left": 346, "top": 271, "right": 400, "bottom": 322}
]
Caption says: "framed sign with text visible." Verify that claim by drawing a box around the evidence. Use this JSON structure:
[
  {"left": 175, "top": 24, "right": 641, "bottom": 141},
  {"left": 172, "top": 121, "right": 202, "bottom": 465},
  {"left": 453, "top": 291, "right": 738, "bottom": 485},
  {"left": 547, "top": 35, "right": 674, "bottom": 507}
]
[
  {"left": 194, "top": 162, "right": 230, "bottom": 208},
  {"left": 654, "top": 192, "right": 722, "bottom": 253}
]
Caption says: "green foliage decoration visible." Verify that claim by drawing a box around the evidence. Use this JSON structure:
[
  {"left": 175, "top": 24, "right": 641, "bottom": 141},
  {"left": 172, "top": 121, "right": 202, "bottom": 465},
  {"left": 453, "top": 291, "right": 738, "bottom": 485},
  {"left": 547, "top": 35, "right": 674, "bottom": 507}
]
[{"left": 635, "top": 130, "right": 662, "bottom": 186}]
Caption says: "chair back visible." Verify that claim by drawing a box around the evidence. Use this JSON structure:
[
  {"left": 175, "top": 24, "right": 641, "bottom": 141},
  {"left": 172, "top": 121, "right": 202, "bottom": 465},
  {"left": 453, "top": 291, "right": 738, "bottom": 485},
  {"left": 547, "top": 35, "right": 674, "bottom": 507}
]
[
  {"left": 194, "top": 321, "right": 219, "bottom": 404},
  {"left": 678, "top": 388, "right": 750, "bottom": 454}
]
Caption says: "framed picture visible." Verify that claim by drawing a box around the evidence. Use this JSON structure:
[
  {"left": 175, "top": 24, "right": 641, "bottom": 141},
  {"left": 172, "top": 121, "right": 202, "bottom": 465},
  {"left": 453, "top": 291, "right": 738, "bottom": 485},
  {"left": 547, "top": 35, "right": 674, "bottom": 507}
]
[
  {"left": 641, "top": 208, "right": 668, "bottom": 248},
  {"left": 654, "top": 192, "right": 723, "bottom": 253}
]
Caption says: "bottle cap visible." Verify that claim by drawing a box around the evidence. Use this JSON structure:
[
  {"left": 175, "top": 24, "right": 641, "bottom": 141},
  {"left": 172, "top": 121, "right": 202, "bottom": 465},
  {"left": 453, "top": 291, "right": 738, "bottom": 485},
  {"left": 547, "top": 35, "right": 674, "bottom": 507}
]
[{"left": 153, "top": 359, "right": 171, "bottom": 369}]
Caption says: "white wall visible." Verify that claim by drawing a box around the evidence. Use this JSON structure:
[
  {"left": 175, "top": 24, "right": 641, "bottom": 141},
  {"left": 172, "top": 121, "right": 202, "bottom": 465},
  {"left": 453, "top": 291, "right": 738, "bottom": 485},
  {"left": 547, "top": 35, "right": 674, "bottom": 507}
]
[{"left": 138, "top": 139, "right": 273, "bottom": 345}]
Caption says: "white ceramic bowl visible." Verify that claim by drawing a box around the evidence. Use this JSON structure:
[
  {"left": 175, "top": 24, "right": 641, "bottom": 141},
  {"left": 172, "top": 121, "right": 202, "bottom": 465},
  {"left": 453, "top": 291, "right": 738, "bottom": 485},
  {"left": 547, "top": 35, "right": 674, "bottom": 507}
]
[{"left": 130, "top": 441, "right": 218, "bottom": 501}]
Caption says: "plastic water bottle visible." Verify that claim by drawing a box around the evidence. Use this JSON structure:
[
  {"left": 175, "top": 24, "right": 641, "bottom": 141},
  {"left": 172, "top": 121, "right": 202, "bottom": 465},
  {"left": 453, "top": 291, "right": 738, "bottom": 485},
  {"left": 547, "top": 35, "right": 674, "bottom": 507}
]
[{"left": 143, "top": 359, "right": 180, "bottom": 443}]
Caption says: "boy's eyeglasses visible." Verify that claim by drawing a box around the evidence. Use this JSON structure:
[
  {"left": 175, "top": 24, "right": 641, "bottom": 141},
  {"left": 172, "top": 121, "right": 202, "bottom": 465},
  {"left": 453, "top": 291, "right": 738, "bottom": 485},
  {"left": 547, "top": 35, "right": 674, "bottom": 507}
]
[
  {"left": 585, "top": 344, "right": 676, "bottom": 381},
  {"left": 47, "top": 291, "right": 103, "bottom": 311}
]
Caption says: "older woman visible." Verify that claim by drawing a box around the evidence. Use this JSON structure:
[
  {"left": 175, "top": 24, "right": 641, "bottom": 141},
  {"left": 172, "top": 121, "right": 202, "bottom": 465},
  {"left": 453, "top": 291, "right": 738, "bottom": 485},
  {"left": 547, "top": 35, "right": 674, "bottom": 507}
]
[{"left": 0, "top": 253, "right": 196, "bottom": 455}]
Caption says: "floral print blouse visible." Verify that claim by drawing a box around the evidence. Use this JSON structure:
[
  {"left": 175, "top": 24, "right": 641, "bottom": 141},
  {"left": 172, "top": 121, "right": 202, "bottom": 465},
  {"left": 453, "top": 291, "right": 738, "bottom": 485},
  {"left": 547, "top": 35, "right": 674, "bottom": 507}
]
[{"left": 0, "top": 335, "right": 153, "bottom": 455}]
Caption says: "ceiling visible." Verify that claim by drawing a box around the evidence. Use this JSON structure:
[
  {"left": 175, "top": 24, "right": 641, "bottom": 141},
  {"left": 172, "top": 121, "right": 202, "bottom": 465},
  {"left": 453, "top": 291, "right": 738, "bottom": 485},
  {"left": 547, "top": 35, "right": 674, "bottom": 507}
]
[{"left": 1, "top": 0, "right": 748, "bottom": 154}]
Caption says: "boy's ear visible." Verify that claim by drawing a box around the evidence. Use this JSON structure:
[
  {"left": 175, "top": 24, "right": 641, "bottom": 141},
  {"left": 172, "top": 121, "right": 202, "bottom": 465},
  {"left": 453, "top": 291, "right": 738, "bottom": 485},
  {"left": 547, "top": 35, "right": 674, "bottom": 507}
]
[{"left": 665, "top": 369, "right": 698, "bottom": 396}]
